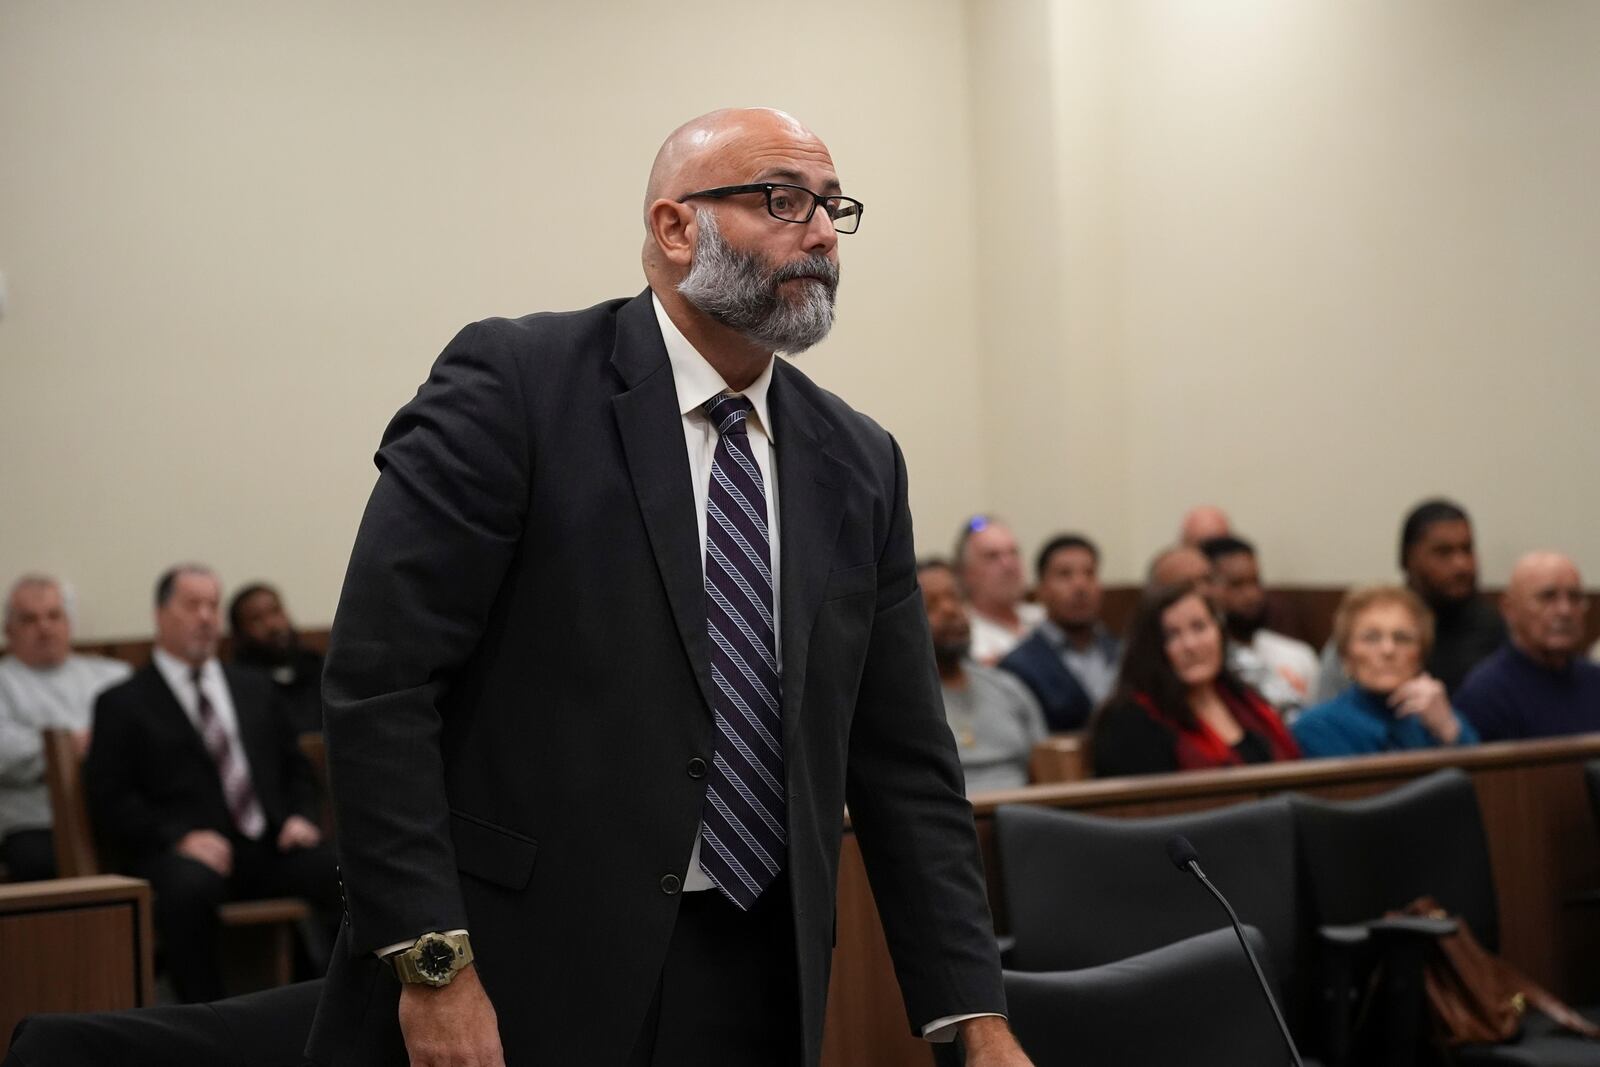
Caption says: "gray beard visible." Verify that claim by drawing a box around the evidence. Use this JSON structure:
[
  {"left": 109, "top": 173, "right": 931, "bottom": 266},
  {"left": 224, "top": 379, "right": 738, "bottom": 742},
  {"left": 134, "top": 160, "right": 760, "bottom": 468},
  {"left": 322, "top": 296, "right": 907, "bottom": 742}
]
[{"left": 676, "top": 209, "right": 839, "bottom": 354}]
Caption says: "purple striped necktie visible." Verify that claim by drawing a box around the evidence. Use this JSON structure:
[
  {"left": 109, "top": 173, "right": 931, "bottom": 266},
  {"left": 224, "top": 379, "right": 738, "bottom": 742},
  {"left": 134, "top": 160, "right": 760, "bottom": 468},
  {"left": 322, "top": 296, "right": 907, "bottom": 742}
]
[
  {"left": 190, "top": 668, "right": 267, "bottom": 840},
  {"left": 698, "top": 392, "right": 785, "bottom": 910}
]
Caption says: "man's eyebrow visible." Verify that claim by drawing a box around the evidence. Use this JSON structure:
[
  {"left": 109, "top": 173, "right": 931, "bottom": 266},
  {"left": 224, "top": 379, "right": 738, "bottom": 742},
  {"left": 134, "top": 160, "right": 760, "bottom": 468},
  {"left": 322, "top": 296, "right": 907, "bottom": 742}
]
[{"left": 756, "top": 168, "right": 843, "bottom": 193}]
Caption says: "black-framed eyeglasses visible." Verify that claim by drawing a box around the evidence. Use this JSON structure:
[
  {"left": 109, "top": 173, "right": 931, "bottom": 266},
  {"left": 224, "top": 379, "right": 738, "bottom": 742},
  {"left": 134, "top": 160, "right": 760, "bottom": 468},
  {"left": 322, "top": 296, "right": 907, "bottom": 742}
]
[{"left": 677, "top": 183, "right": 864, "bottom": 234}]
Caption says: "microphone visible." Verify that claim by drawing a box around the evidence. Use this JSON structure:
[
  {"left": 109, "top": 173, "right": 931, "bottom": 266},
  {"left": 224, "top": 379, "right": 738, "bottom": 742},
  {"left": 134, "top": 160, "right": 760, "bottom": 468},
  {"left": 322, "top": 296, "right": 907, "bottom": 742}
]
[{"left": 1166, "top": 834, "right": 1305, "bottom": 1067}]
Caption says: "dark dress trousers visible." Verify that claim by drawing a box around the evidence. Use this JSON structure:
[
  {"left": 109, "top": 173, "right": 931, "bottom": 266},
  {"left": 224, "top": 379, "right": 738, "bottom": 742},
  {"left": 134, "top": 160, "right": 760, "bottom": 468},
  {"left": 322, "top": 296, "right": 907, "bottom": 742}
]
[
  {"left": 307, "top": 290, "right": 1005, "bottom": 1066},
  {"left": 86, "top": 664, "right": 336, "bottom": 1001}
]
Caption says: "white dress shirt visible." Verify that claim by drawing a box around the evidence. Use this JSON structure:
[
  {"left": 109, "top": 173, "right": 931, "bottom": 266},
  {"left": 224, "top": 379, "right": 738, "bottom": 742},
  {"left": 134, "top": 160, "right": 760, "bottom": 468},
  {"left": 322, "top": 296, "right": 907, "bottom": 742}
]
[
  {"left": 152, "top": 649, "right": 249, "bottom": 764},
  {"left": 151, "top": 647, "right": 266, "bottom": 841},
  {"left": 653, "top": 293, "right": 781, "bottom": 894},
  {"left": 656, "top": 296, "right": 987, "bottom": 1041}
]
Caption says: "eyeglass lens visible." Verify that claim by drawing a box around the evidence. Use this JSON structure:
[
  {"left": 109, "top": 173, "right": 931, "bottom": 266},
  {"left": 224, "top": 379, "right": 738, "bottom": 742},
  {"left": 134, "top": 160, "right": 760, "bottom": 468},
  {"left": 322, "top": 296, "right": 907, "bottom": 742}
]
[{"left": 768, "top": 186, "right": 862, "bottom": 233}]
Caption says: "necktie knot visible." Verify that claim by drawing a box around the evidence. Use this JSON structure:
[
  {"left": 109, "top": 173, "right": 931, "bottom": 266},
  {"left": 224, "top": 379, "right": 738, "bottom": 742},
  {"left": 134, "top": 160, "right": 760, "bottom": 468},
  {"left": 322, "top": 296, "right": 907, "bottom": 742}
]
[{"left": 703, "top": 393, "right": 754, "bottom": 437}]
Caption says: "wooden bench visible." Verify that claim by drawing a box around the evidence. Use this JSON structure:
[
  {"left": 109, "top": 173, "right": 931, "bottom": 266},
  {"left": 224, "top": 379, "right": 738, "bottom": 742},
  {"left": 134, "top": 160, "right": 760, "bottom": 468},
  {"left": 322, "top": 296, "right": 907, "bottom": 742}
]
[{"left": 0, "top": 875, "right": 157, "bottom": 1051}]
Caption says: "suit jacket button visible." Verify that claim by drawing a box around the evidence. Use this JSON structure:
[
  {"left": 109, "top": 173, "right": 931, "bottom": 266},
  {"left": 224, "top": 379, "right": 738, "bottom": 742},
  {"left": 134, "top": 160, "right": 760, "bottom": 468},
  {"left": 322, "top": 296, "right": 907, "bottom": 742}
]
[
  {"left": 687, "top": 758, "right": 707, "bottom": 779},
  {"left": 660, "top": 874, "right": 682, "bottom": 895}
]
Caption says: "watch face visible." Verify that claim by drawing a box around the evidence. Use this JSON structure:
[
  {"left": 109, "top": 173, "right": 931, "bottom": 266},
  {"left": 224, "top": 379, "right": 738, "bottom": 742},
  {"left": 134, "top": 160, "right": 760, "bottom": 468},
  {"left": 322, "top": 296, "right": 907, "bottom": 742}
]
[{"left": 418, "top": 938, "right": 456, "bottom": 979}]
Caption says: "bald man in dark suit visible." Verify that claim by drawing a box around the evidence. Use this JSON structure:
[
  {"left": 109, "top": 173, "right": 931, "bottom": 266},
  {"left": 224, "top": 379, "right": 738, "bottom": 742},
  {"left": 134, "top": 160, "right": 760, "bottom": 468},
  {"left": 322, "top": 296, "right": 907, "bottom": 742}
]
[{"left": 309, "top": 109, "right": 1029, "bottom": 1067}]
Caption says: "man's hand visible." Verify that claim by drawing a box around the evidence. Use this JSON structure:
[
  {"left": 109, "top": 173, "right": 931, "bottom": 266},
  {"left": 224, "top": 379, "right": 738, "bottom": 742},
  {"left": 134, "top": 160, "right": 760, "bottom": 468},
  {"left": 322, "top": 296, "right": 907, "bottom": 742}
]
[
  {"left": 276, "top": 814, "right": 323, "bottom": 851},
  {"left": 175, "top": 829, "right": 233, "bottom": 877},
  {"left": 959, "top": 1016, "right": 1034, "bottom": 1066},
  {"left": 398, "top": 963, "right": 505, "bottom": 1067},
  {"left": 1389, "top": 673, "right": 1460, "bottom": 744}
]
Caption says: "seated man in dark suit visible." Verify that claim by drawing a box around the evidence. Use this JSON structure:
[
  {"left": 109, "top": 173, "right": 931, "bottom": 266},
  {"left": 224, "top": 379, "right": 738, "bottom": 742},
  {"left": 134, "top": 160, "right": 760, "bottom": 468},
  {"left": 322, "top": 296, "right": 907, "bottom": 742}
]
[
  {"left": 86, "top": 564, "right": 338, "bottom": 1003},
  {"left": 999, "top": 534, "right": 1122, "bottom": 731},
  {"left": 228, "top": 582, "right": 325, "bottom": 735}
]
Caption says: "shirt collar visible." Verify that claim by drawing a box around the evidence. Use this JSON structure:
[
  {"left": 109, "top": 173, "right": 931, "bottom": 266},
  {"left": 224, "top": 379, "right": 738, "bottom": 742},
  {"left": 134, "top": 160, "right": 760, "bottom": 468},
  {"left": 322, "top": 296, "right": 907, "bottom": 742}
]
[
  {"left": 152, "top": 646, "right": 218, "bottom": 690},
  {"left": 651, "top": 292, "right": 776, "bottom": 442},
  {"left": 1037, "top": 618, "right": 1110, "bottom": 655}
]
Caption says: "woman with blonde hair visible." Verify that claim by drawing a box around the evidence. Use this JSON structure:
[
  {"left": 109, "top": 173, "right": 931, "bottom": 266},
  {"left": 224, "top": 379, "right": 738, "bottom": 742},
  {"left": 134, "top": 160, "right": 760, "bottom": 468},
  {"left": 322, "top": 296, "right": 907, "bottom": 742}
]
[{"left": 1292, "top": 585, "right": 1479, "bottom": 757}]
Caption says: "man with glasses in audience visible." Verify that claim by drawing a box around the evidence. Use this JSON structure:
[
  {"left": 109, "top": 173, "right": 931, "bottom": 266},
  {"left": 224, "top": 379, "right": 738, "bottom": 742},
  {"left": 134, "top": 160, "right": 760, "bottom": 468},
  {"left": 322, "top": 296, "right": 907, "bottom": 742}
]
[
  {"left": 1455, "top": 551, "right": 1600, "bottom": 740},
  {"left": 311, "top": 109, "right": 1026, "bottom": 1067},
  {"left": 957, "top": 515, "right": 1045, "bottom": 666},
  {"left": 1313, "top": 498, "right": 1505, "bottom": 702},
  {"left": 0, "top": 574, "right": 130, "bottom": 881}
]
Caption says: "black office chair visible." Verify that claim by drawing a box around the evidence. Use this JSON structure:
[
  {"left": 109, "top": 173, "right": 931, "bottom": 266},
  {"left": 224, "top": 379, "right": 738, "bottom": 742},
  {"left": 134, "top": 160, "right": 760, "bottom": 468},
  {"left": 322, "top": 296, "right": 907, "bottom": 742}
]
[
  {"left": 941, "top": 926, "right": 1291, "bottom": 1067},
  {"left": 1292, "top": 769, "right": 1600, "bottom": 1067},
  {"left": 995, "top": 798, "right": 1304, "bottom": 1015},
  {"left": 4, "top": 978, "right": 322, "bottom": 1067}
]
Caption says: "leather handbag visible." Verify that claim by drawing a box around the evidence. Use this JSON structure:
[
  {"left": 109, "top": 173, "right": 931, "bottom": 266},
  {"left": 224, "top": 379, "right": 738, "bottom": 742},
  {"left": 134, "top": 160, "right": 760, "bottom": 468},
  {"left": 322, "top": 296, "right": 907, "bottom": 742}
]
[{"left": 1394, "top": 896, "right": 1600, "bottom": 1047}]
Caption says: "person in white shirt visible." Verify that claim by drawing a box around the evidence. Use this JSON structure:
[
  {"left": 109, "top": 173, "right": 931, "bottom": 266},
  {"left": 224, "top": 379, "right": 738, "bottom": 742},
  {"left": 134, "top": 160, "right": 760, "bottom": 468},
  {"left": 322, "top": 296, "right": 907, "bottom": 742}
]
[
  {"left": 0, "top": 574, "right": 130, "bottom": 881},
  {"left": 1200, "top": 536, "right": 1320, "bottom": 720},
  {"left": 956, "top": 515, "right": 1044, "bottom": 666}
]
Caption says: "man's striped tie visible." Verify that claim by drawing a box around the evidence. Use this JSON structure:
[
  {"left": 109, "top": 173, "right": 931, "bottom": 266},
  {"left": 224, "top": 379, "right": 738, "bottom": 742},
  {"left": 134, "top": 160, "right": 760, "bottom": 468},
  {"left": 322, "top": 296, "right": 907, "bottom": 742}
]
[
  {"left": 190, "top": 668, "right": 267, "bottom": 840},
  {"left": 698, "top": 392, "right": 785, "bottom": 910}
]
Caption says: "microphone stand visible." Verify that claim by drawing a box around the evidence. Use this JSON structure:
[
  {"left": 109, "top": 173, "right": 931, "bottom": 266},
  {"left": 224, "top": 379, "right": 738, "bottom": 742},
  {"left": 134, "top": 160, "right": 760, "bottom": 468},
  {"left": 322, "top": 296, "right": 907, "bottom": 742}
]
[{"left": 1184, "top": 857, "right": 1306, "bottom": 1067}]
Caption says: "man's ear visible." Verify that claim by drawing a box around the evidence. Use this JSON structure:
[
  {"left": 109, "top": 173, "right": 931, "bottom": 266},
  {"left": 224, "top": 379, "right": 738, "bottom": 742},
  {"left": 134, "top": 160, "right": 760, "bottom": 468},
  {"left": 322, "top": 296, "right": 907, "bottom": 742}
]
[{"left": 647, "top": 200, "right": 697, "bottom": 268}]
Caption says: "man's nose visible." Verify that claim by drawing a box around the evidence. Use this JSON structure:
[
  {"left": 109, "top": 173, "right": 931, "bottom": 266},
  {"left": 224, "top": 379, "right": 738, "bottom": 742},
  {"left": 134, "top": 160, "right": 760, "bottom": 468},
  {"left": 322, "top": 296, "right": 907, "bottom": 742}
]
[{"left": 801, "top": 206, "right": 838, "bottom": 255}]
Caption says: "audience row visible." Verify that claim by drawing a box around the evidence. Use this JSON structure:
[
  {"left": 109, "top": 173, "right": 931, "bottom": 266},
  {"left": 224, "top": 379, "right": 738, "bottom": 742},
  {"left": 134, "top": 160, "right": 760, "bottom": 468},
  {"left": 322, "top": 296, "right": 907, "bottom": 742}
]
[
  {"left": 925, "top": 498, "right": 1600, "bottom": 792},
  {"left": 0, "top": 566, "right": 338, "bottom": 1003},
  {"left": 1, "top": 498, "right": 1596, "bottom": 991}
]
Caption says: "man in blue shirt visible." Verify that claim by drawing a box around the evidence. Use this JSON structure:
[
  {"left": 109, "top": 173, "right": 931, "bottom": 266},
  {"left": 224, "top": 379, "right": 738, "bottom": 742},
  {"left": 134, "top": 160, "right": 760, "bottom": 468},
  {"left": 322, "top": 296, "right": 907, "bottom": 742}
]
[{"left": 1456, "top": 552, "right": 1600, "bottom": 741}]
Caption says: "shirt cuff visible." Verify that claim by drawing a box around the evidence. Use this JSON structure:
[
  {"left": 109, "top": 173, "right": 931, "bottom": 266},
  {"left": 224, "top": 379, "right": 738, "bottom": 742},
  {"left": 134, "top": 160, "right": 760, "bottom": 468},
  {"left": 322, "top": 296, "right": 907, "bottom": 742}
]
[
  {"left": 922, "top": 1012, "right": 1005, "bottom": 1043},
  {"left": 373, "top": 929, "right": 470, "bottom": 960}
]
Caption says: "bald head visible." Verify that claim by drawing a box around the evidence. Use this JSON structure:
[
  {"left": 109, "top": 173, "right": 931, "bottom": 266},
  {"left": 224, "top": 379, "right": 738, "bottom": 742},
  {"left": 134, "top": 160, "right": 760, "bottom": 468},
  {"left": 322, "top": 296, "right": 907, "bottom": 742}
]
[
  {"left": 1148, "top": 545, "right": 1219, "bottom": 607},
  {"left": 638, "top": 108, "right": 844, "bottom": 369},
  {"left": 644, "top": 108, "right": 821, "bottom": 219},
  {"left": 1503, "top": 551, "right": 1588, "bottom": 667},
  {"left": 1180, "top": 505, "right": 1232, "bottom": 547}
]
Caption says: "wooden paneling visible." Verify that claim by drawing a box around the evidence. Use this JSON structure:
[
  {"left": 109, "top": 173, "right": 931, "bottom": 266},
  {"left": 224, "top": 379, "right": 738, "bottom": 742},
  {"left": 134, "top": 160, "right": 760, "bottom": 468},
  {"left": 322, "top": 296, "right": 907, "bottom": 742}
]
[
  {"left": 1027, "top": 734, "right": 1086, "bottom": 784},
  {"left": 0, "top": 876, "right": 155, "bottom": 1051},
  {"left": 823, "top": 736, "right": 1600, "bottom": 1067},
  {"left": 821, "top": 836, "right": 930, "bottom": 1067},
  {"left": 34, "top": 588, "right": 1599, "bottom": 669}
]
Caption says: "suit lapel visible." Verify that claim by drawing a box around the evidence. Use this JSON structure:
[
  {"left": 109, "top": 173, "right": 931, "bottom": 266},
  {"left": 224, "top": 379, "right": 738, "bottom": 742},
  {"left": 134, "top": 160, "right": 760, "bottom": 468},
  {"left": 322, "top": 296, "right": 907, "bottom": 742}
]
[
  {"left": 142, "top": 664, "right": 213, "bottom": 766},
  {"left": 224, "top": 667, "right": 276, "bottom": 788},
  {"left": 770, "top": 362, "right": 848, "bottom": 747},
  {"left": 609, "top": 291, "right": 719, "bottom": 716}
]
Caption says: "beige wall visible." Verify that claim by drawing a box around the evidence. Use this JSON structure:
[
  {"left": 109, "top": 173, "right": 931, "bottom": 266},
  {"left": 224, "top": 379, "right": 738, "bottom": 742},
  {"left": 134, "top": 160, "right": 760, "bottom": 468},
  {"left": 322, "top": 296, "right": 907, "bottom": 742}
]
[
  {"left": 0, "top": 0, "right": 989, "bottom": 639},
  {"left": 974, "top": 0, "right": 1600, "bottom": 587},
  {"left": 3, "top": 2, "right": 1597, "bottom": 639}
]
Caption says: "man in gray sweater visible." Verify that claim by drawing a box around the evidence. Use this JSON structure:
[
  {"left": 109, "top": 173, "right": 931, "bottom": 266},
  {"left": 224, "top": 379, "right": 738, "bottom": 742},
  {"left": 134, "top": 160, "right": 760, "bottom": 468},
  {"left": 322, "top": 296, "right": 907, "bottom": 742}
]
[{"left": 0, "top": 574, "right": 129, "bottom": 880}]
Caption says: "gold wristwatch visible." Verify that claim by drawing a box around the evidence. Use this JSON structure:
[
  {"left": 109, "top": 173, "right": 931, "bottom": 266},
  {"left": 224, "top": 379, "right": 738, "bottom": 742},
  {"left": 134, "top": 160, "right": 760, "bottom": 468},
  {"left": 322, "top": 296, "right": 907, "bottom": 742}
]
[{"left": 388, "top": 931, "right": 474, "bottom": 987}]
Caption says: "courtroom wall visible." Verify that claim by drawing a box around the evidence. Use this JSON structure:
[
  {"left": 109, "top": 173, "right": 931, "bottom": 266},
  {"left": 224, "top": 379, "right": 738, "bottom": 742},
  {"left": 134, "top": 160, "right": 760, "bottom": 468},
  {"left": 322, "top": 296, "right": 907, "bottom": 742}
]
[
  {"left": 5, "top": 1, "right": 1599, "bottom": 638},
  {"left": 0, "top": 0, "right": 989, "bottom": 638},
  {"left": 971, "top": 0, "right": 1600, "bottom": 586}
]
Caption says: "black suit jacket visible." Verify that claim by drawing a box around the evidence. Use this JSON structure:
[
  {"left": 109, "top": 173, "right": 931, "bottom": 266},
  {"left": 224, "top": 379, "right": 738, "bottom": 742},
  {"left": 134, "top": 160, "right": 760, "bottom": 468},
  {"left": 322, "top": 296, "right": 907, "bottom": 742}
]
[
  {"left": 86, "top": 663, "right": 318, "bottom": 869},
  {"left": 307, "top": 291, "right": 1004, "bottom": 1066}
]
